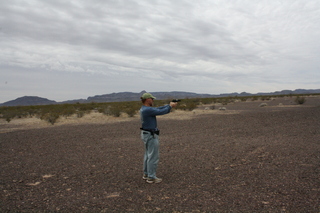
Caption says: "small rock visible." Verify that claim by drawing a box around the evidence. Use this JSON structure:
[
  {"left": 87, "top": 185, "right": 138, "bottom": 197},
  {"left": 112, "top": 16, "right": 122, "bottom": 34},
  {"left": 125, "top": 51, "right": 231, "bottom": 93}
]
[
  {"left": 26, "top": 181, "right": 41, "bottom": 186},
  {"left": 259, "top": 103, "right": 268, "bottom": 107}
]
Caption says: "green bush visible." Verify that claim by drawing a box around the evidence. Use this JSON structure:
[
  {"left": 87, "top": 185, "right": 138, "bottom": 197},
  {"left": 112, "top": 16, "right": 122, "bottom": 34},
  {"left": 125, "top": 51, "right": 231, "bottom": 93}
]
[
  {"left": 40, "top": 112, "right": 60, "bottom": 125},
  {"left": 60, "top": 106, "right": 76, "bottom": 118},
  {"left": 1, "top": 107, "right": 30, "bottom": 123},
  {"left": 294, "top": 96, "right": 306, "bottom": 105},
  {"left": 108, "top": 105, "right": 121, "bottom": 117},
  {"left": 124, "top": 107, "right": 137, "bottom": 117},
  {"left": 252, "top": 96, "right": 258, "bottom": 101},
  {"left": 2, "top": 110, "right": 17, "bottom": 123},
  {"left": 76, "top": 110, "right": 85, "bottom": 118}
]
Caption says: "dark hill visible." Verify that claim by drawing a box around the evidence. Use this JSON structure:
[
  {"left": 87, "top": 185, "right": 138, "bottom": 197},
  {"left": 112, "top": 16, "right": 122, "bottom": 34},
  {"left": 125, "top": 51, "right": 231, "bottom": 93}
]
[{"left": 0, "top": 96, "right": 56, "bottom": 106}]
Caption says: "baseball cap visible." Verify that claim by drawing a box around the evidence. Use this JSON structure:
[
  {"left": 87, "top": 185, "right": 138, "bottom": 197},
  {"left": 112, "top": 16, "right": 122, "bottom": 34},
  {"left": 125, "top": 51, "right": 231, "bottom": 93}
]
[{"left": 141, "top": 93, "right": 156, "bottom": 100}]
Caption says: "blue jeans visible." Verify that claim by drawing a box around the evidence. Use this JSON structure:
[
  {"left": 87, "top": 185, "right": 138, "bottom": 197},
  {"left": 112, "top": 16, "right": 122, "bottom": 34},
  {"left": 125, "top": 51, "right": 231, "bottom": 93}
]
[{"left": 141, "top": 131, "right": 159, "bottom": 179}]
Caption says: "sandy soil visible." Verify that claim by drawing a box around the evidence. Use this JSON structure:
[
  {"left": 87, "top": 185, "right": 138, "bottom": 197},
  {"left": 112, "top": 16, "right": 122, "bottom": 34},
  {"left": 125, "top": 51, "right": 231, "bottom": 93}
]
[{"left": 0, "top": 96, "right": 319, "bottom": 212}]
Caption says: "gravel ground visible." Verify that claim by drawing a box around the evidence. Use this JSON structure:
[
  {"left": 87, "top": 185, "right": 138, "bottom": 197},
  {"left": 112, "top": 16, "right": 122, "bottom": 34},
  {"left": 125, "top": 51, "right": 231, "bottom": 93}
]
[{"left": 1, "top": 97, "right": 320, "bottom": 212}]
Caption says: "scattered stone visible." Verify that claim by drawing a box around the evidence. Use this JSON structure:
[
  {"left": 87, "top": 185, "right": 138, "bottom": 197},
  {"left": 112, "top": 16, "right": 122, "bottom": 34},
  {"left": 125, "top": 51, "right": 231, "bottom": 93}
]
[
  {"left": 26, "top": 181, "right": 41, "bottom": 186},
  {"left": 259, "top": 103, "right": 268, "bottom": 107},
  {"left": 42, "top": 174, "right": 54, "bottom": 178},
  {"left": 106, "top": 192, "right": 120, "bottom": 198}
]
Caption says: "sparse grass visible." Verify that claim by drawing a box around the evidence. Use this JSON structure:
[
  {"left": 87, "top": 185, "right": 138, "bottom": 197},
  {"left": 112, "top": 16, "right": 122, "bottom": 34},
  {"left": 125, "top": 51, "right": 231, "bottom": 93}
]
[{"left": 0, "top": 101, "right": 142, "bottom": 124}]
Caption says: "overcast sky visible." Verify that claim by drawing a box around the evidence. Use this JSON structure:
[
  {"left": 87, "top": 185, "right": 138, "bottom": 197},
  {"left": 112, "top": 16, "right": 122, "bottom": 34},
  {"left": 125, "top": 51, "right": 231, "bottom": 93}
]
[{"left": 1, "top": 0, "right": 319, "bottom": 103}]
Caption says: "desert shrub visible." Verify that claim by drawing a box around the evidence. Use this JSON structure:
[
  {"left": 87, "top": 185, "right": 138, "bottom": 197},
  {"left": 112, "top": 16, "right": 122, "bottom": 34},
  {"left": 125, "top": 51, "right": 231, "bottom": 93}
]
[
  {"left": 221, "top": 99, "right": 229, "bottom": 105},
  {"left": 99, "top": 105, "right": 111, "bottom": 115},
  {"left": 100, "top": 101, "right": 140, "bottom": 117},
  {"left": 2, "top": 110, "right": 16, "bottom": 123},
  {"left": 252, "top": 96, "right": 259, "bottom": 101},
  {"left": 260, "top": 96, "right": 271, "bottom": 101},
  {"left": 201, "top": 98, "right": 213, "bottom": 104},
  {"left": 124, "top": 107, "right": 137, "bottom": 117},
  {"left": 1, "top": 107, "right": 30, "bottom": 122},
  {"left": 60, "top": 105, "right": 76, "bottom": 118},
  {"left": 184, "top": 102, "right": 198, "bottom": 111},
  {"left": 25, "top": 106, "right": 39, "bottom": 117},
  {"left": 40, "top": 112, "right": 60, "bottom": 125},
  {"left": 294, "top": 96, "right": 306, "bottom": 105},
  {"left": 97, "top": 106, "right": 106, "bottom": 114},
  {"left": 209, "top": 98, "right": 217, "bottom": 104},
  {"left": 76, "top": 104, "right": 94, "bottom": 113},
  {"left": 204, "top": 105, "right": 215, "bottom": 110},
  {"left": 76, "top": 110, "right": 85, "bottom": 118},
  {"left": 108, "top": 105, "right": 121, "bottom": 117},
  {"left": 174, "top": 99, "right": 198, "bottom": 111}
]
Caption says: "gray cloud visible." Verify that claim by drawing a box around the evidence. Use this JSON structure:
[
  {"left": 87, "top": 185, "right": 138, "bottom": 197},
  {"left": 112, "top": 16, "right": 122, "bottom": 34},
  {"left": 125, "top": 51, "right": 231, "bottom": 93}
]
[{"left": 0, "top": 0, "right": 320, "bottom": 102}]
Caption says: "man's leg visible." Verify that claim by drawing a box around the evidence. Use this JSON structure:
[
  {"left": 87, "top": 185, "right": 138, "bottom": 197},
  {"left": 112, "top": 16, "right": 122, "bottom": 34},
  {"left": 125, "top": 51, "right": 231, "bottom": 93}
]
[
  {"left": 146, "top": 134, "right": 159, "bottom": 179},
  {"left": 142, "top": 131, "right": 149, "bottom": 176}
]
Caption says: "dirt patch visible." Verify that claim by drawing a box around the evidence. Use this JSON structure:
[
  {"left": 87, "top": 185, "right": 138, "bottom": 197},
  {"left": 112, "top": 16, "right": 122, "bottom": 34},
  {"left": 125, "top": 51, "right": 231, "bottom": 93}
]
[{"left": 0, "top": 97, "right": 320, "bottom": 212}]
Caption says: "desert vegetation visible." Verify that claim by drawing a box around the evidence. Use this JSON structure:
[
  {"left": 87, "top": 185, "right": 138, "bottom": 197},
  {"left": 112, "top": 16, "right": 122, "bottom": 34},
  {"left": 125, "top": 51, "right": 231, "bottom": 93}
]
[
  {"left": 0, "top": 102, "right": 141, "bottom": 125},
  {"left": 0, "top": 94, "right": 316, "bottom": 125}
]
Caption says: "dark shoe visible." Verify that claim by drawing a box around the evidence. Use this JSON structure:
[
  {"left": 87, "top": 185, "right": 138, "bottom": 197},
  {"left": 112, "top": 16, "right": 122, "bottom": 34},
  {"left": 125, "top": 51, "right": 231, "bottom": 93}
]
[
  {"left": 146, "top": 177, "right": 162, "bottom": 184},
  {"left": 142, "top": 174, "right": 148, "bottom": 180}
]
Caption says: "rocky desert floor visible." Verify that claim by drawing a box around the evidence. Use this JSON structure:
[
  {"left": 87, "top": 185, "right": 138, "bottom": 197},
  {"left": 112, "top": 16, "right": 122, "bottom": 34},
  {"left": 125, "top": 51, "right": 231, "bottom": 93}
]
[{"left": 0, "top": 96, "right": 319, "bottom": 212}]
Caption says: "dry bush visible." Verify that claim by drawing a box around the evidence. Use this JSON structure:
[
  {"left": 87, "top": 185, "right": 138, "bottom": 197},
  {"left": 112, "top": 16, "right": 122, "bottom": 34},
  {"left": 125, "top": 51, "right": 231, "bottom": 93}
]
[
  {"left": 294, "top": 96, "right": 306, "bottom": 105},
  {"left": 40, "top": 113, "right": 60, "bottom": 125}
]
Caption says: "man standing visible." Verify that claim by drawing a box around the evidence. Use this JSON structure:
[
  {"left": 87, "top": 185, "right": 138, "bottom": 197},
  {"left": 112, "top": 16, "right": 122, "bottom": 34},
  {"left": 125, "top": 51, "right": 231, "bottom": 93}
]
[{"left": 140, "top": 92, "right": 177, "bottom": 183}]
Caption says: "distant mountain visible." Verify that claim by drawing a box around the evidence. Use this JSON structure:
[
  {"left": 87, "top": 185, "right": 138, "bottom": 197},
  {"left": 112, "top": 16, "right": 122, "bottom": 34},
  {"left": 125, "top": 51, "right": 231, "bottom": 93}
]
[
  {"left": 86, "top": 90, "right": 214, "bottom": 103},
  {"left": 220, "top": 89, "right": 320, "bottom": 97},
  {"left": 0, "top": 96, "right": 56, "bottom": 106},
  {"left": 1, "top": 89, "right": 319, "bottom": 106},
  {"left": 87, "top": 91, "right": 147, "bottom": 102},
  {"left": 60, "top": 99, "right": 89, "bottom": 104}
]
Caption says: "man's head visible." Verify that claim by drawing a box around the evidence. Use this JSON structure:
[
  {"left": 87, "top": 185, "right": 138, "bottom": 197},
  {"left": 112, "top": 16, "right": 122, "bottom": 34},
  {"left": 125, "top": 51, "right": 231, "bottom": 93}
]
[{"left": 141, "top": 93, "right": 156, "bottom": 106}]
